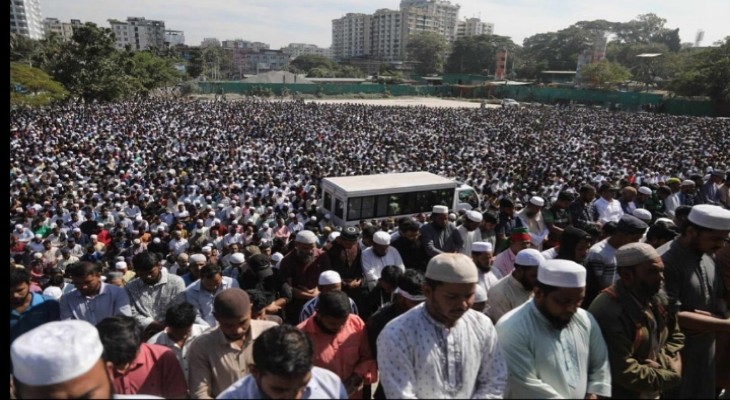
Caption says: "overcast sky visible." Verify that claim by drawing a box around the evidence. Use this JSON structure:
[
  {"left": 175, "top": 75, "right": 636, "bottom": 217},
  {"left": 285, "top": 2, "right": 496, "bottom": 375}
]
[{"left": 41, "top": 0, "right": 728, "bottom": 49}]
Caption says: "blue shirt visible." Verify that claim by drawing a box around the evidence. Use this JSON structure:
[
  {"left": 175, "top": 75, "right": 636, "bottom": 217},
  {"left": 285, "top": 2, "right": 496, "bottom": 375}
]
[
  {"left": 59, "top": 282, "right": 132, "bottom": 325},
  {"left": 10, "top": 292, "right": 60, "bottom": 372},
  {"left": 216, "top": 366, "right": 347, "bottom": 399}
]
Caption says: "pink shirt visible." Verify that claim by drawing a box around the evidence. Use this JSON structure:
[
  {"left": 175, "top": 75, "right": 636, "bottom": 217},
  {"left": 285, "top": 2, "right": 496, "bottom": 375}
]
[
  {"left": 492, "top": 248, "right": 516, "bottom": 280},
  {"left": 112, "top": 343, "right": 188, "bottom": 399},
  {"left": 298, "top": 313, "right": 377, "bottom": 399}
]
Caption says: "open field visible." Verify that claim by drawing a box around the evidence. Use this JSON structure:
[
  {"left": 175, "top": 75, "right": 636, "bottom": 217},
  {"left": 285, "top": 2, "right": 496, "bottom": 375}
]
[{"left": 305, "top": 97, "right": 501, "bottom": 108}]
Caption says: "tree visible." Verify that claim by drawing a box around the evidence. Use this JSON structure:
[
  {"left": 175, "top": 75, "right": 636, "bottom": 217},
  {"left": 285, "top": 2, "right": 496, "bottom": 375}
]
[
  {"left": 290, "top": 54, "right": 338, "bottom": 75},
  {"left": 122, "top": 51, "right": 182, "bottom": 94},
  {"left": 579, "top": 60, "right": 631, "bottom": 88},
  {"left": 49, "top": 22, "right": 137, "bottom": 102},
  {"left": 445, "top": 34, "right": 519, "bottom": 74},
  {"left": 669, "top": 38, "right": 730, "bottom": 102},
  {"left": 406, "top": 31, "right": 449, "bottom": 75},
  {"left": 187, "top": 48, "right": 204, "bottom": 79},
  {"left": 10, "top": 62, "right": 68, "bottom": 107}
]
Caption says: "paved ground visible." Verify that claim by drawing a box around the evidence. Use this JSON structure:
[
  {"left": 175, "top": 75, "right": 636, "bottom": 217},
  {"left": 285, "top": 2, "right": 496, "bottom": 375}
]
[{"left": 305, "top": 97, "right": 501, "bottom": 109}]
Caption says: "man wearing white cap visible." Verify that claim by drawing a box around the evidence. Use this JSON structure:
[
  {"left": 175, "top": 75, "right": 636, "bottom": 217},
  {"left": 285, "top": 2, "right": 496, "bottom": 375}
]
[
  {"left": 472, "top": 241, "right": 501, "bottom": 296},
  {"left": 182, "top": 253, "right": 207, "bottom": 287},
  {"left": 516, "top": 196, "right": 550, "bottom": 250},
  {"left": 589, "top": 243, "right": 684, "bottom": 399},
  {"left": 279, "top": 230, "right": 328, "bottom": 324},
  {"left": 419, "top": 205, "right": 464, "bottom": 258},
  {"left": 486, "top": 248, "right": 543, "bottom": 323},
  {"left": 300, "top": 270, "right": 359, "bottom": 322},
  {"left": 377, "top": 253, "right": 507, "bottom": 398},
  {"left": 361, "top": 231, "right": 405, "bottom": 290},
  {"left": 11, "top": 320, "right": 120, "bottom": 399},
  {"left": 661, "top": 204, "right": 730, "bottom": 399},
  {"left": 458, "top": 210, "right": 483, "bottom": 255},
  {"left": 496, "top": 259, "right": 611, "bottom": 399}
]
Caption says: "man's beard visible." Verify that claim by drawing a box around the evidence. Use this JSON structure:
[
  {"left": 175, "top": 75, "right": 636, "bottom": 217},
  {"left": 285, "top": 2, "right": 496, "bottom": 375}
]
[
  {"left": 297, "top": 252, "right": 314, "bottom": 264},
  {"left": 536, "top": 302, "right": 572, "bottom": 330},
  {"left": 476, "top": 262, "right": 491, "bottom": 273},
  {"left": 314, "top": 316, "right": 339, "bottom": 335}
]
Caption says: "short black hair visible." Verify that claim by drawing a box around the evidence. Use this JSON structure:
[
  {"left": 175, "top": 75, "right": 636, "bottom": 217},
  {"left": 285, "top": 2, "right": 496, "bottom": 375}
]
[
  {"left": 579, "top": 185, "right": 596, "bottom": 194},
  {"left": 10, "top": 267, "right": 31, "bottom": 287},
  {"left": 66, "top": 261, "right": 102, "bottom": 278},
  {"left": 675, "top": 205, "right": 692, "bottom": 221},
  {"left": 253, "top": 324, "right": 312, "bottom": 378},
  {"left": 602, "top": 221, "right": 618, "bottom": 236},
  {"left": 380, "top": 265, "right": 404, "bottom": 286},
  {"left": 656, "top": 186, "right": 671, "bottom": 195},
  {"left": 398, "top": 269, "right": 425, "bottom": 296},
  {"left": 199, "top": 263, "right": 222, "bottom": 279},
  {"left": 165, "top": 302, "right": 197, "bottom": 329},
  {"left": 647, "top": 221, "right": 679, "bottom": 243},
  {"left": 362, "top": 225, "right": 377, "bottom": 239},
  {"left": 132, "top": 251, "right": 159, "bottom": 271},
  {"left": 399, "top": 219, "right": 420, "bottom": 233},
  {"left": 316, "top": 291, "right": 351, "bottom": 318},
  {"left": 246, "top": 289, "right": 269, "bottom": 315},
  {"left": 482, "top": 211, "right": 498, "bottom": 224},
  {"left": 96, "top": 316, "right": 142, "bottom": 367}
]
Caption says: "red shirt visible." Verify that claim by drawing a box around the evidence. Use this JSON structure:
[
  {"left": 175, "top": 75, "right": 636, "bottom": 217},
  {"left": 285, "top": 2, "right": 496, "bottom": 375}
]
[
  {"left": 112, "top": 343, "right": 188, "bottom": 399},
  {"left": 298, "top": 314, "right": 377, "bottom": 399}
]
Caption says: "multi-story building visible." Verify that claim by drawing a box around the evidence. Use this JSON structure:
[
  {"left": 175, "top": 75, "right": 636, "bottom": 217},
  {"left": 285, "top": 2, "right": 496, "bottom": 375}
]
[
  {"left": 456, "top": 17, "right": 494, "bottom": 38},
  {"left": 331, "top": 13, "right": 372, "bottom": 60},
  {"left": 43, "top": 18, "right": 82, "bottom": 42},
  {"left": 10, "top": 0, "right": 44, "bottom": 39},
  {"left": 165, "top": 30, "right": 185, "bottom": 46},
  {"left": 222, "top": 39, "right": 270, "bottom": 52},
  {"left": 243, "top": 49, "right": 290, "bottom": 73},
  {"left": 370, "top": 9, "right": 404, "bottom": 62},
  {"left": 109, "top": 17, "right": 166, "bottom": 51},
  {"left": 281, "top": 43, "right": 332, "bottom": 60},
  {"left": 400, "top": 0, "right": 459, "bottom": 43}
]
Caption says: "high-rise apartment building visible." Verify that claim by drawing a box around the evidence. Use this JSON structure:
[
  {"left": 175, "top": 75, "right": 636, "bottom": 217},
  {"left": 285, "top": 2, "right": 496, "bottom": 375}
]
[
  {"left": 43, "top": 18, "right": 83, "bottom": 42},
  {"left": 109, "top": 17, "right": 166, "bottom": 51},
  {"left": 457, "top": 17, "right": 494, "bottom": 38},
  {"left": 281, "top": 43, "right": 332, "bottom": 60},
  {"left": 331, "top": 13, "right": 372, "bottom": 60},
  {"left": 400, "top": 0, "right": 459, "bottom": 43},
  {"left": 370, "top": 9, "right": 404, "bottom": 62},
  {"left": 10, "top": 0, "right": 44, "bottom": 39},
  {"left": 165, "top": 30, "right": 185, "bottom": 46}
]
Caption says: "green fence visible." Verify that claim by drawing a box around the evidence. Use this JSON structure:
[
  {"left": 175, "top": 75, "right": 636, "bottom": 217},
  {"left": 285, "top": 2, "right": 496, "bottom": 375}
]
[{"left": 198, "top": 82, "right": 441, "bottom": 97}]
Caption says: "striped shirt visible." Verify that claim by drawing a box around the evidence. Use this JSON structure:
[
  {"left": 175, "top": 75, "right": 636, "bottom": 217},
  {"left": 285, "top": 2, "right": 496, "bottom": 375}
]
[
  {"left": 126, "top": 268, "right": 186, "bottom": 328},
  {"left": 59, "top": 282, "right": 132, "bottom": 324},
  {"left": 300, "top": 294, "right": 359, "bottom": 323}
]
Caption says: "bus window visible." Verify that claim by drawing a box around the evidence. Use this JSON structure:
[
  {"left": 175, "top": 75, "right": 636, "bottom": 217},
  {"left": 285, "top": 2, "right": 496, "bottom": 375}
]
[
  {"left": 348, "top": 197, "right": 362, "bottom": 220},
  {"left": 458, "top": 188, "right": 479, "bottom": 209},
  {"left": 376, "top": 195, "right": 390, "bottom": 218},
  {"left": 324, "top": 191, "right": 333, "bottom": 212},
  {"left": 335, "top": 198, "right": 345, "bottom": 220},
  {"left": 416, "top": 191, "right": 431, "bottom": 210},
  {"left": 361, "top": 196, "right": 375, "bottom": 219}
]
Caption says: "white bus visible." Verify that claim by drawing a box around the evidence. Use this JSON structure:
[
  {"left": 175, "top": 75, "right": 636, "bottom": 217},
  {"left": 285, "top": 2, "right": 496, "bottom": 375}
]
[{"left": 319, "top": 172, "right": 480, "bottom": 227}]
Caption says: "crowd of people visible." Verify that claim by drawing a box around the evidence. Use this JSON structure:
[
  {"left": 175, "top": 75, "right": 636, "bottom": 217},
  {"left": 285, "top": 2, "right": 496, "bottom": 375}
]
[{"left": 9, "top": 98, "right": 730, "bottom": 399}]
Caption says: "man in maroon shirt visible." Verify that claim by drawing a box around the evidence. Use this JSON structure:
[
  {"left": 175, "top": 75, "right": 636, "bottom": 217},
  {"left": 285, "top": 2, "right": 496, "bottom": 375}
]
[{"left": 97, "top": 315, "right": 188, "bottom": 398}]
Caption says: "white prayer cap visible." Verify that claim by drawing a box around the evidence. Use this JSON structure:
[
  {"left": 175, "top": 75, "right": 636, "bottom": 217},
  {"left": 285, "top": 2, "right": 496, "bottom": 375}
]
[
  {"left": 295, "top": 230, "right": 318, "bottom": 244},
  {"left": 688, "top": 204, "right": 730, "bottom": 231},
  {"left": 209, "top": 211, "right": 215, "bottom": 216},
  {"left": 289, "top": 213, "right": 296, "bottom": 218},
  {"left": 115, "top": 261, "right": 127, "bottom": 270},
  {"left": 318, "top": 270, "right": 342, "bottom": 285},
  {"left": 196, "top": 219, "right": 204, "bottom": 224},
  {"left": 310, "top": 216, "right": 317, "bottom": 222},
  {"left": 432, "top": 205, "right": 448, "bottom": 214},
  {"left": 229, "top": 252, "right": 245, "bottom": 264},
  {"left": 327, "top": 231, "right": 341, "bottom": 242},
  {"left": 654, "top": 217, "right": 674, "bottom": 225},
  {"left": 632, "top": 208, "right": 653, "bottom": 222},
  {"left": 529, "top": 196, "right": 545, "bottom": 207},
  {"left": 616, "top": 243, "right": 660, "bottom": 267},
  {"left": 15, "top": 224, "right": 23, "bottom": 230},
  {"left": 73, "top": 227, "right": 82, "bottom": 233},
  {"left": 133, "top": 238, "right": 141, "bottom": 245},
  {"left": 33, "top": 252, "right": 43, "bottom": 259},
  {"left": 466, "top": 210, "right": 483, "bottom": 223},
  {"left": 190, "top": 254, "right": 206, "bottom": 263},
  {"left": 471, "top": 241, "right": 493, "bottom": 253},
  {"left": 425, "top": 253, "right": 479, "bottom": 284},
  {"left": 538, "top": 259, "right": 586, "bottom": 288},
  {"left": 474, "top": 284, "right": 487, "bottom": 303},
  {"left": 681, "top": 180, "right": 695, "bottom": 187},
  {"left": 271, "top": 252, "right": 284, "bottom": 263},
  {"left": 373, "top": 231, "right": 391, "bottom": 246},
  {"left": 201, "top": 246, "right": 212, "bottom": 254},
  {"left": 34, "top": 234, "right": 42, "bottom": 239},
  {"left": 515, "top": 249, "right": 544, "bottom": 267},
  {"left": 638, "top": 186, "right": 652, "bottom": 195},
  {"left": 42, "top": 286, "right": 63, "bottom": 300},
  {"left": 90, "top": 234, "right": 98, "bottom": 239},
  {"left": 11, "top": 320, "right": 104, "bottom": 386},
  {"left": 152, "top": 237, "right": 161, "bottom": 244},
  {"left": 135, "top": 216, "right": 143, "bottom": 221}
]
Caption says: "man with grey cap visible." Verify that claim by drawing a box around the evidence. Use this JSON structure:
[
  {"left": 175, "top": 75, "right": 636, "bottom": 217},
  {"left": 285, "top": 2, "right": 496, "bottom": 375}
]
[
  {"left": 584, "top": 214, "right": 648, "bottom": 307},
  {"left": 486, "top": 248, "right": 543, "bottom": 323},
  {"left": 661, "top": 204, "right": 730, "bottom": 399},
  {"left": 10, "top": 320, "right": 123, "bottom": 399},
  {"left": 377, "top": 253, "right": 507, "bottom": 398},
  {"left": 279, "top": 230, "right": 329, "bottom": 325},
  {"left": 496, "top": 259, "right": 611, "bottom": 399},
  {"left": 419, "top": 205, "right": 464, "bottom": 258},
  {"left": 589, "top": 242, "right": 684, "bottom": 399}
]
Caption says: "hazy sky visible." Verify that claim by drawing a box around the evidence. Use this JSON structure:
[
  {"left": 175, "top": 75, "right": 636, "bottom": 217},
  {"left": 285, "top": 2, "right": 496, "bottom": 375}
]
[{"left": 41, "top": 0, "right": 728, "bottom": 49}]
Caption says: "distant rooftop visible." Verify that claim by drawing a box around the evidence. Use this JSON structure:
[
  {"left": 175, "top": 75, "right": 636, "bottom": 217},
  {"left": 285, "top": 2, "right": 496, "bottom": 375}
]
[{"left": 541, "top": 71, "right": 577, "bottom": 74}]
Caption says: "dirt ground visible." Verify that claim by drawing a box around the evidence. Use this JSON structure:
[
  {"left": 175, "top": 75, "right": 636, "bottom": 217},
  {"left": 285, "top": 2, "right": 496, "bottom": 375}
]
[{"left": 305, "top": 97, "right": 501, "bottom": 109}]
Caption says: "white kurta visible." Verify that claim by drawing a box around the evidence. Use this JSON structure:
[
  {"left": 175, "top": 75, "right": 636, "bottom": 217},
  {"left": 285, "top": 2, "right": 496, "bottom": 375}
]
[
  {"left": 485, "top": 275, "right": 532, "bottom": 323},
  {"left": 496, "top": 300, "right": 611, "bottom": 399},
  {"left": 457, "top": 225, "right": 482, "bottom": 256},
  {"left": 361, "top": 246, "right": 405, "bottom": 284},
  {"left": 377, "top": 304, "right": 508, "bottom": 399}
]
